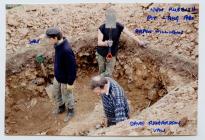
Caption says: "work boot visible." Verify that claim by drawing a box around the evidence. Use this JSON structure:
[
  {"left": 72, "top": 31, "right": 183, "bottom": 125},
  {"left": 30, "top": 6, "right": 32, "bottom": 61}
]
[
  {"left": 53, "top": 104, "right": 65, "bottom": 114},
  {"left": 64, "top": 108, "right": 74, "bottom": 122}
]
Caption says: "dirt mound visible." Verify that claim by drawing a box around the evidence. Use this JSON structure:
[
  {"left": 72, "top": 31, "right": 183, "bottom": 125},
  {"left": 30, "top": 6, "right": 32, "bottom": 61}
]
[{"left": 6, "top": 4, "right": 198, "bottom": 61}]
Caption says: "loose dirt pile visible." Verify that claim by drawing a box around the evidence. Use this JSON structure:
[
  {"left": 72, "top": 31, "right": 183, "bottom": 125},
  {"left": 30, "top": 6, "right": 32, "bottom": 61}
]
[
  {"left": 5, "top": 3, "right": 198, "bottom": 136},
  {"left": 6, "top": 4, "right": 198, "bottom": 61}
]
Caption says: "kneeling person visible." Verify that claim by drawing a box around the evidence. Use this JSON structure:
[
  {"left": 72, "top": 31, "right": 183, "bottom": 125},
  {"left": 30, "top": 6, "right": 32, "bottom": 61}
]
[{"left": 91, "top": 75, "right": 130, "bottom": 127}]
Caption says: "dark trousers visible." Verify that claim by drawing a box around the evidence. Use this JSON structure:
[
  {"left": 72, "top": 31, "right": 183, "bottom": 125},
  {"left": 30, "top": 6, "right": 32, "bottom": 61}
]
[
  {"left": 107, "top": 115, "right": 130, "bottom": 127},
  {"left": 107, "top": 120, "right": 116, "bottom": 127}
]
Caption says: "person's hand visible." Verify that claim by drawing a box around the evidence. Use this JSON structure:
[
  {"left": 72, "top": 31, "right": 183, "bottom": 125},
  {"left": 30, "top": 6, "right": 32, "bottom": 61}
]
[
  {"left": 107, "top": 40, "right": 113, "bottom": 47},
  {"left": 66, "top": 84, "right": 74, "bottom": 92}
]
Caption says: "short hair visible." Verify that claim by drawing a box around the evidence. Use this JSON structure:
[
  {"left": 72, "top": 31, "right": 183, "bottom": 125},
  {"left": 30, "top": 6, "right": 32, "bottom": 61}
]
[
  {"left": 46, "top": 27, "right": 63, "bottom": 40},
  {"left": 90, "top": 75, "right": 108, "bottom": 90}
]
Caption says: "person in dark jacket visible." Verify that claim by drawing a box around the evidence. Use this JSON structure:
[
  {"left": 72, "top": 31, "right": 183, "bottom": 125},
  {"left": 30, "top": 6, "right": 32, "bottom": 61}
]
[{"left": 45, "top": 27, "right": 76, "bottom": 122}]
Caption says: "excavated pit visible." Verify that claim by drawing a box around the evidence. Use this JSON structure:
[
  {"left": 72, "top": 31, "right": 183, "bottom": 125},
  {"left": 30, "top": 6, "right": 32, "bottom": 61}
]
[{"left": 5, "top": 33, "right": 197, "bottom": 135}]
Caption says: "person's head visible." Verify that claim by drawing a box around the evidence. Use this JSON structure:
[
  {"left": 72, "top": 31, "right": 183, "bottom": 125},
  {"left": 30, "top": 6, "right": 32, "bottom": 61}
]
[
  {"left": 45, "top": 27, "right": 63, "bottom": 45},
  {"left": 105, "top": 8, "right": 117, "bottom": 28},
  {"left": 105, "top": 8, "right": 116, "bottom": 17},
  {"left": 90, "top": 75, "right": 108, "bottom": 96}
]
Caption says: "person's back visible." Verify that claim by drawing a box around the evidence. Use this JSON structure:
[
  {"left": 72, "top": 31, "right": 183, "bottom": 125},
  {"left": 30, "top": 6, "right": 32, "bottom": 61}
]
[
  {"left": 101, "top": 77, "right": 130, "bottom": 124},
  {"left": 91, "top": 75, "right": 130, "bottom": 127}
]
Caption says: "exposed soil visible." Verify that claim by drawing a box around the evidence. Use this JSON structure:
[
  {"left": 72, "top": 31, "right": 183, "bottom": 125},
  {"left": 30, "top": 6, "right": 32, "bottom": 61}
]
[
  {"left": 5, "top": 70, "right": 99, "bottom": 135},
  {"left": 5, "top": 56, "right": 166, "bottom": 135}
]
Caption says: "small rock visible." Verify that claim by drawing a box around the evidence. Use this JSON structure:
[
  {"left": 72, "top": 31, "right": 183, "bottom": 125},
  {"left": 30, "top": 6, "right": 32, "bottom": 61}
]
[
  {"left": 57, "top": 122, "right": 61, "bottom": 126},
  {"left": 95, "top": 124, "right": 101, "bottom": 129},
  {"left": 179, "top": 117, "right": 188, "bottom": 127},
  {"left": 194, "top": 23, "right": 198, "bottom": 29},
  {"left": 10, "top": 121, "right": 17, "bottom": 124},
  {"left": 26, "top": 22, "right": 34, "bottom": 27},
  {"left": 158, "top": 89, "right": 167, "bottom": 97},
  {"left": 25, "top": 116, "right": 29, "bottom": 120},
  {"left": 38, "top": 86, "right": 45, "bottom": 93},
  {"left": 33, "top": 78, "right": 45, "bottom": 86},
  {"left": 186, "top": 29, "right": 192, "bottom": 33},
  {"left": 5, "top": 128, "right": 10, "bottom": 134},
  {"left": 135, "top": 58, "right": 143, "bottom": 63},
  {"left": 7, "top": 17, "right": 19, "bottom": 26},
  {"left": 180, "top": 33, "right": 186, "bottom": 38},
  {"left": 147, "top": 88, "right": 159, "bottom": 101},
  {"left": 26, "top": 7, "right": 37, "bottom": 12},
  {"left": 36, "top": 131, "right": 47, "bottom": 135},
  {"left": 30, "top": 98, "right": 38, "bottom": 107},
  {"left": 18, "top": 28, "right": 29, "bottom": 37},
  {"left": 52, "top": 8, "right": 61, "bottom": 12},
  {"left": 20, "top": 82, "right": 26, "bottom": 87},
  {"left": 45, "top": 85, "right": 54, "bottom": 101}
]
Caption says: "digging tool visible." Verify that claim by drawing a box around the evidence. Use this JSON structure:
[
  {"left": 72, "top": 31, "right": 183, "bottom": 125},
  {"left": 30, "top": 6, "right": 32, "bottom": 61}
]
[
  {"left": 35, "top": 54, "right": 54, "bottom": 101},
  {"left": 106, "top": 29, "right": 113, "bottom": 60},
  {"left": 35, "top": 54, "right": 48, "bottom": 78},
  {"left": 105, "top": 9, "right": 116, "bottom": 61},
  {"left": 35, "top": 53, "right": 52, "bottom": 84}
]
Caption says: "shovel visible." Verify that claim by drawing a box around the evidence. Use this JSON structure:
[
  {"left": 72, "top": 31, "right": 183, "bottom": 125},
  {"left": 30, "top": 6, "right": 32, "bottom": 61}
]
[
  {"left": 105, "top": 9, "right": 116, "bottom": 61},
  {"left": 35, "top": 54, "right": 47, "bottom": 78},
  {"left": 106, "top": 28, "right": 113, "bottom": 61},
  {"left": 35, "top": 54, "right": 54, "bottom": 101}
]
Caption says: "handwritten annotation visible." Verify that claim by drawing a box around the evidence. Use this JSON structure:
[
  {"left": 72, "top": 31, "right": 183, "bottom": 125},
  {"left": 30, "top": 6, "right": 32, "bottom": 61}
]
[
  {"left": 135, "top": 28, "right": 183, "bottom": 35},
  {"left": 150, "top": 6, "right": 196, "bottom": 13},
  {"left": 129, "top": 120, "right": 180, "bottom": 133},
  {"left": 137, "top": 6, "right": 197, "bottom": 36},
  {"left": 29, "top": 39, "right": 40, "bottom": 45},
  {"left": 147, "top": 15, "right": 194, "bottom": 22}
]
